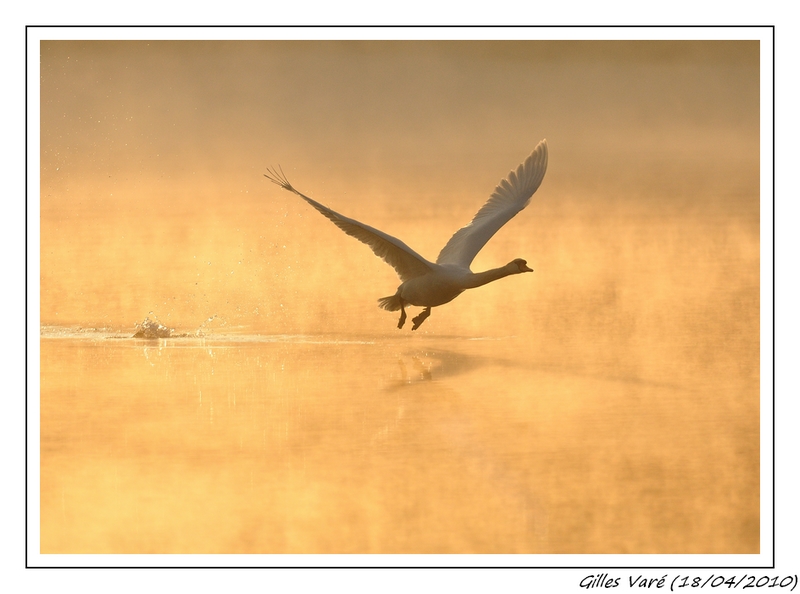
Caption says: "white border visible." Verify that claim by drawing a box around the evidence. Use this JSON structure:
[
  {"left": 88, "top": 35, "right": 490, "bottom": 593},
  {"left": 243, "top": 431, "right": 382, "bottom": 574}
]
[{"left": 32, "top": 25, "right": 769, "bottom": 41}]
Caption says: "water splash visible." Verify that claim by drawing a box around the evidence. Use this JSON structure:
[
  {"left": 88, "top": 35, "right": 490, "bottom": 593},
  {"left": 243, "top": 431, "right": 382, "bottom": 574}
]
[
  {"left": 132, "top": 314, "right": 174, "bottom": 339},
  {"left": 131, "top": 313, "right": 228, "bottom": 339},
  {"left": 195, "top": 314, "right": 219, "bottom": 337}
]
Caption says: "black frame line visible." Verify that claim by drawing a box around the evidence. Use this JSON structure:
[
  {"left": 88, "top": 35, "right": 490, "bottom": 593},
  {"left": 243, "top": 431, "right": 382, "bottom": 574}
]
[{"left": 25, "top": 24, "right": 776, "bottom": 570}]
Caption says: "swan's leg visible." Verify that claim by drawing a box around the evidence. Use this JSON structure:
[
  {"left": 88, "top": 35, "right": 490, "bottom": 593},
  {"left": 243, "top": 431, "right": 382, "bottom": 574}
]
[
  {"left": 411, "top": 307, "right": 431, "bottom": 331},
  {"left": 397, "top": 302, "right": 407, "bottom": 329}
]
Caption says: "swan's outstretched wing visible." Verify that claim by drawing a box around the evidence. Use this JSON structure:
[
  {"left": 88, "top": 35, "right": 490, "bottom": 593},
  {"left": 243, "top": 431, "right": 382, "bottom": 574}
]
[
  {"left": 265, "top": 168, "right": 434, "bottom": 283},
  {"left": 436, "top": 139, "right": 548, "bottom": 269}
]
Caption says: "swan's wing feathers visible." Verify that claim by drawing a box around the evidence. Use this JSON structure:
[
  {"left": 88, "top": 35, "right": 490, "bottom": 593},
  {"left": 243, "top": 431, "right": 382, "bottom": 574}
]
[
  {"left": 265, "top": 169, "right": 433, "bottom": 282},
  {"left": 305, "top": 201, "right": 433, "bottom": 282},
  {"left": 436, "top": 139, "right": 548, "bottom": 269}
]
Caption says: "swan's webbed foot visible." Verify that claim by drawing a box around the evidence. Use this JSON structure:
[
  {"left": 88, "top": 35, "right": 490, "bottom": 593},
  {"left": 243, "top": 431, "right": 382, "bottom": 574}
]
[
  {"left": 411, "top": 307, "right": 431, "bottom": 331},
  {"left": 398, "top": 304, "right": 407, "bottom": 329}
]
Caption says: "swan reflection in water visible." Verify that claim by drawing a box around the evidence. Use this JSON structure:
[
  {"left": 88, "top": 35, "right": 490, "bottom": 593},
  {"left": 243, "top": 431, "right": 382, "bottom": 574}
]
[
  {"left": 369, "top": 347, "right": 550, "bottom": 546},
  {"left": 265, "top": 139, "right": 548, "bottom": 330}
]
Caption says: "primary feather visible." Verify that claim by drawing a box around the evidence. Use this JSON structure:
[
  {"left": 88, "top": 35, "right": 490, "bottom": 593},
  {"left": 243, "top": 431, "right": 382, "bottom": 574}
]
[
  {"left": 436, "top": 139, "right": 548, "bottom": 269},
  {"left": 263, "top": 167, "right": 434, "bottom": 283}
]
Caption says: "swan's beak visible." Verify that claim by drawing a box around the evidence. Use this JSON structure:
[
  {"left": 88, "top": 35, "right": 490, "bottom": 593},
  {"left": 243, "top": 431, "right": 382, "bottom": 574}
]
[{"left": 521, "top": 263, "right": 533, "bottom": 272}]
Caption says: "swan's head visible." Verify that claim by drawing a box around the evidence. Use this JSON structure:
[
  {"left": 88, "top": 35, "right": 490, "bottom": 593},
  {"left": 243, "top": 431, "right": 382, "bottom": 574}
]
[{"left": 511, "top": 258, "right": 533, "bottom": 273}]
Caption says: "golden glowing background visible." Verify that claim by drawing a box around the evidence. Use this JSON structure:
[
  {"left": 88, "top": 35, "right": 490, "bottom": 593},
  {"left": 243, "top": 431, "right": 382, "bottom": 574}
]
[{"left": 40, "top": 40, "right": 759, "bottom": 554}]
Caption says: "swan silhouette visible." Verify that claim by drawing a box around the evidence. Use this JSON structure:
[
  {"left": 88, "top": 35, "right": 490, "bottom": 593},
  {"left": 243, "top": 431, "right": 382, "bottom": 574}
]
[{"left": 265, "top": 139, "right": 548, "bottom": 330}]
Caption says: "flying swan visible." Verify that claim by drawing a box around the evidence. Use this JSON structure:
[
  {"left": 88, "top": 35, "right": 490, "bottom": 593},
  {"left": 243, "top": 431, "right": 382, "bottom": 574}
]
[{"left": 265, "top": 139, "right": 548, "bottom": 330}]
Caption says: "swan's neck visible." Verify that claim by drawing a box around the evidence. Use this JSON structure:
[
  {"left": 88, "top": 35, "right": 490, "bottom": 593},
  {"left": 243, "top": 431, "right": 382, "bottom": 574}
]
[{"left": 463, "top": 263, "right": 517, "bottom": 289}]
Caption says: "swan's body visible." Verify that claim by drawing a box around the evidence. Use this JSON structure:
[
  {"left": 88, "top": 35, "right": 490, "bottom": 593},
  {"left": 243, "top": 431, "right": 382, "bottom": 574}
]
[{"left": 265, "top": 139, "right": 548, "bottom": 330}]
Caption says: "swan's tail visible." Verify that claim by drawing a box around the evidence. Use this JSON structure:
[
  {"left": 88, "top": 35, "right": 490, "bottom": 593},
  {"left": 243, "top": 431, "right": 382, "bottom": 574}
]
[{"left": 378, "top": 294, "right": 403, "bottom": 312}]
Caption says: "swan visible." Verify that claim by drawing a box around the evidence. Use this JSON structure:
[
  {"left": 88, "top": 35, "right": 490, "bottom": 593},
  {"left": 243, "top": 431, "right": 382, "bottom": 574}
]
[{"left": 264, "top": 139, "right": 548, "bottom": 330}]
